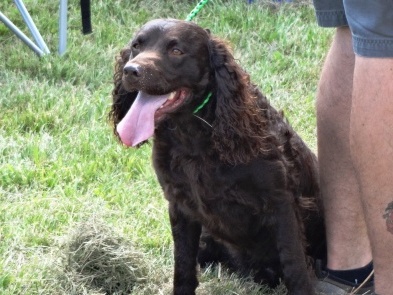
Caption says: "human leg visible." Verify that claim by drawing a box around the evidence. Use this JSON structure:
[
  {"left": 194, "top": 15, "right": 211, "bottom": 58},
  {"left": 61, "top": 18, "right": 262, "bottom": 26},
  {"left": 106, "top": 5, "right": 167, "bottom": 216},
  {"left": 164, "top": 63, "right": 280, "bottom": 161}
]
[
  {"left": 350, "top": 56, "right": 393, "bottom": 295},
  {"left": 316, "top": 27, "right": 372, "bottom": 272},
  {"left": 344, "top": 1, "right": 393, "bottom": 293}
]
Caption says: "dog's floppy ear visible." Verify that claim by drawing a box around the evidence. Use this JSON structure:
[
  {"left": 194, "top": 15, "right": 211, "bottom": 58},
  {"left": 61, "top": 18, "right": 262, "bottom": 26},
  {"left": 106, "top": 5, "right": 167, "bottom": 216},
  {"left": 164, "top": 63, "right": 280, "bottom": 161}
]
[
  {"left": 109, "top": 47, "right": 138, "bottom": 138},
  {"left": 208, "top": 37, "right": 270, "bottom": 164}
]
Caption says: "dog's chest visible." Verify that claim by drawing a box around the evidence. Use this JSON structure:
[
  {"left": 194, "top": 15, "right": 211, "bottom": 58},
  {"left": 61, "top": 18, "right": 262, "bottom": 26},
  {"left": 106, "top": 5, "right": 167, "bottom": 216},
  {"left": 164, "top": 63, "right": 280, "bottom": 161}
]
[
  {"left": 156, "top": 151, "right": 279, "bottom": 240},
  {"left": 168, "top": 153, "right": 224, "bottom": 202}
]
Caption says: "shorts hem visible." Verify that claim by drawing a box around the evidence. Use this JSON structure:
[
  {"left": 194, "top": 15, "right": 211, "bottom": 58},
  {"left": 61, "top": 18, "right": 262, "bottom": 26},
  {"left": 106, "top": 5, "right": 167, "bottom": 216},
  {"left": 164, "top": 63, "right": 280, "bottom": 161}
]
[
  {"left": 315, "top": 10, "right": 348, "bottom": 28},
  {"left": 353, "top": 36, "right": 393, "bottom": 57}
]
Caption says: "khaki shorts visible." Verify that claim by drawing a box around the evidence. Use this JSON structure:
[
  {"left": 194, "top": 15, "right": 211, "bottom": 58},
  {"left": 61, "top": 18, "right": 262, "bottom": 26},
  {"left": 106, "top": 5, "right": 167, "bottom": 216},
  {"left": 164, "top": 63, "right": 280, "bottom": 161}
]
[{"left": 313, "top": 0, "right": 393, "bottom": 57}]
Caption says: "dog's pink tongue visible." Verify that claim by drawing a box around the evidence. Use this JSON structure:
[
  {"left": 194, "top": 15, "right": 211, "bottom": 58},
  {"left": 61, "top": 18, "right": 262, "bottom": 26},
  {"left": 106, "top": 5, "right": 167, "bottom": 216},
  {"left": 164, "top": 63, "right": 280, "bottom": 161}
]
[{"left": 116, "top": 91, "right": 169, "bottom": 147}]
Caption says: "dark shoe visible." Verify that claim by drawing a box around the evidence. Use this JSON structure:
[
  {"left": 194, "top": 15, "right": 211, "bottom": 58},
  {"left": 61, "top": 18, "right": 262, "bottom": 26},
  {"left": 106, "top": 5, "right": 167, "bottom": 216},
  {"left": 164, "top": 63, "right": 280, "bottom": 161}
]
[{"left": 315, "top": 260, "right": 375, "bottom": 295}]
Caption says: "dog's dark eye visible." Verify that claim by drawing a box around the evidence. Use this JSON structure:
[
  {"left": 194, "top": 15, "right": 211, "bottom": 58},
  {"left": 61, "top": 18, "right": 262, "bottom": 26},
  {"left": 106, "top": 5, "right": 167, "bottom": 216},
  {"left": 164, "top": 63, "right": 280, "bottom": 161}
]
[
  {"left": 171, "top": 48, "right": 183, "bottom": 55},
  {"left": 132, "top": 43, "right": 140, "bottom": 50}
]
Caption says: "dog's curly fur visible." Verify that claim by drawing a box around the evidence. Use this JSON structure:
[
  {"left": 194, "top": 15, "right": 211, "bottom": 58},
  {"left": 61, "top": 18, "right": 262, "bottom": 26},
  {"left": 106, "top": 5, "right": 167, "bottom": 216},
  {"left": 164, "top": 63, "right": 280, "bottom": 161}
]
[{"left": 110, "top": 19, "right": 325, "bottom": 295}]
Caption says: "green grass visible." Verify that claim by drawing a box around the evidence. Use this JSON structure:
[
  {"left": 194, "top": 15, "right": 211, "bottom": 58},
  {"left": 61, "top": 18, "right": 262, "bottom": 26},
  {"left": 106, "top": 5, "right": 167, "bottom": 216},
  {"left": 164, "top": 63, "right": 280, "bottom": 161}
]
[{"left": 0, "top": 0, "right": 333, "bottom": 294}]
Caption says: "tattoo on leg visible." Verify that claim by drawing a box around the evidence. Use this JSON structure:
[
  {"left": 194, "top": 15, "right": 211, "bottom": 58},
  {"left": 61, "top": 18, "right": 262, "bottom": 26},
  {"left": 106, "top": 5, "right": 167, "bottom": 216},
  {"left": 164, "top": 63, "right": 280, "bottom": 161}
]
[{"left": 383, "top": 201, "right": 393, "bottom": 234}]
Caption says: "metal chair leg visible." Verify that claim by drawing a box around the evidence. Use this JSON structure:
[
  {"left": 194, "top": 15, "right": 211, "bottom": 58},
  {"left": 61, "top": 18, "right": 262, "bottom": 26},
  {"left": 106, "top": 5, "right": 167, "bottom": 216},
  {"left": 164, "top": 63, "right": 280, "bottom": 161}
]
[
  {"left": 14, "top": 0, "right": 50, "bottom": 54},
  {"left": 58, "top": 0, "right": 68, "bottom": 55}
]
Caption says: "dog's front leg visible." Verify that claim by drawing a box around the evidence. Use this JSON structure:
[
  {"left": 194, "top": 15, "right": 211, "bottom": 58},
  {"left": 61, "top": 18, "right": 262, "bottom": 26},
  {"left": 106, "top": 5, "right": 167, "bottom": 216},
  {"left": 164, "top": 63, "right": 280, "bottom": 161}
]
[
  {"left": 275, "top": 198, "right": 315, "bottom": 295},
  {"left": 169, "top": 202, "right": 202, "bottom": 295}
]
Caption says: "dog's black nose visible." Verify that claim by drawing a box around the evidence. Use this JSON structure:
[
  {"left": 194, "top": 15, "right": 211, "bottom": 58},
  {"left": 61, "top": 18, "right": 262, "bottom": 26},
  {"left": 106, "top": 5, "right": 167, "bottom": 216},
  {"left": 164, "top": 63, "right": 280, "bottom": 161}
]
[{"left": 123, "top": 63, "right": 141, "bottom": 77}]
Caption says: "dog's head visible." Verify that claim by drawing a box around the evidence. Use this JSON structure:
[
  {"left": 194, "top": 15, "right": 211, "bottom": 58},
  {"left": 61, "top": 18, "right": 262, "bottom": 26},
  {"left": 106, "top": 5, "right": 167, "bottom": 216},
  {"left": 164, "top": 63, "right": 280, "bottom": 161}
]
[
  {"left": 110, "top": 19, "right": 215, "bottom": 147},
  {"left": 122, "top": 19, "right": 212, "bottom": 97},
  {"left": 110, "top": 19, "right": 269, "bottom": 163}
]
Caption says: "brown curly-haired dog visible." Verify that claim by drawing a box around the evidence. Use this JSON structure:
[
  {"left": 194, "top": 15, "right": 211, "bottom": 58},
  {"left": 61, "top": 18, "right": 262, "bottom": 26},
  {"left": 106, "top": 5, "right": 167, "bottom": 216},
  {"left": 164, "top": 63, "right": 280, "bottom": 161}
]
[{"left": 110, "top": 19, "right": 325, "bottom": 295}]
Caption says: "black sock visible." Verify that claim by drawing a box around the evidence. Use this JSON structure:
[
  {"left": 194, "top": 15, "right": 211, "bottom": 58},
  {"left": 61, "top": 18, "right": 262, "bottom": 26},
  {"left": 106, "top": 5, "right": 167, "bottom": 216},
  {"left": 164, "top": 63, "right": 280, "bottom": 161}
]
[{"left": 327, "top": 261, "right": 374, "bottom": 285}]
